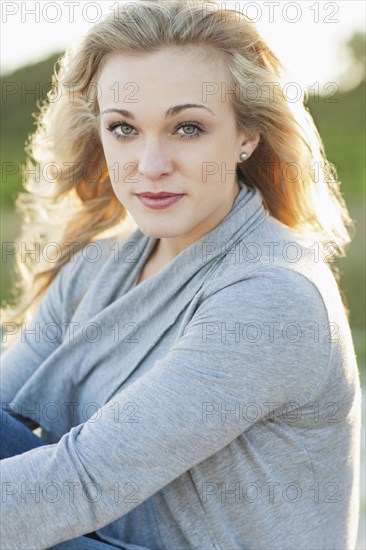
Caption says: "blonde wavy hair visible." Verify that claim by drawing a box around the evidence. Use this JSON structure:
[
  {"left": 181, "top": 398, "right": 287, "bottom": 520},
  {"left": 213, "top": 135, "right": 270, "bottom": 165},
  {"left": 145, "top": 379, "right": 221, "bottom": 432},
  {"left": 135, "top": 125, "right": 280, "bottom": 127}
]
[{"left": 1, "top": 0, "right": 355, "bottom": 345}]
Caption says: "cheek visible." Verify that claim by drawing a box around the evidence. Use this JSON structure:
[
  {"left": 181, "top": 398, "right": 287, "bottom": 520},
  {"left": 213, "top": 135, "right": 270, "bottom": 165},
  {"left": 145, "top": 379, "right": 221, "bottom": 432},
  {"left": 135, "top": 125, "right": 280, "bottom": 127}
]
[
  {"left": 100, "top": 140, "right": 116, "bottom": 168},
  {"left": 101, "top": 147, "right": 131, "bottom": 184},
  {"left": 100, "top": 134, "right": 122, "bottom": 156}
]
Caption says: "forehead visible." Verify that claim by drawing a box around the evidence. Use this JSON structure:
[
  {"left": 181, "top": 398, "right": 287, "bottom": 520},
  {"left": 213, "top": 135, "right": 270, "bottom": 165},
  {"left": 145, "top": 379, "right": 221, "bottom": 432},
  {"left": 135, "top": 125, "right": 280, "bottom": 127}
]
[{"left": 97, "top": 47, "right": 233, "bottom": 112}]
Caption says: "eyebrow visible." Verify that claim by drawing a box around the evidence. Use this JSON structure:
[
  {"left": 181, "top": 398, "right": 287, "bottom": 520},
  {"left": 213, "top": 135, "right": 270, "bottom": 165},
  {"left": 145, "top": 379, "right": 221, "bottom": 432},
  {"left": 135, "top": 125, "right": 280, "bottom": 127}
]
[{"left": 100, "top": 103, "right": 216, "bottom": 119}]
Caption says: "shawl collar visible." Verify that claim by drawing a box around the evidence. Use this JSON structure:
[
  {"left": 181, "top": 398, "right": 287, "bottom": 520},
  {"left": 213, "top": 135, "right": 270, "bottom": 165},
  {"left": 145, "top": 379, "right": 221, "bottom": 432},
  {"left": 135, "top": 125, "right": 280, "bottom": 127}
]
[{"left": 11, "top": 178, "right": 269, "bottom": 439}]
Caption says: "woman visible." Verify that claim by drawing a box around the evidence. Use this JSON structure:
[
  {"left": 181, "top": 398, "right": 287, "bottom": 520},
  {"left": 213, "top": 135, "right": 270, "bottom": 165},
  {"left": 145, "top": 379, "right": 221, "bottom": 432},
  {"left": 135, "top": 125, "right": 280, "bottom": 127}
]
[{"left": 0, "top": 1, "right": 361, "bottom": 549}]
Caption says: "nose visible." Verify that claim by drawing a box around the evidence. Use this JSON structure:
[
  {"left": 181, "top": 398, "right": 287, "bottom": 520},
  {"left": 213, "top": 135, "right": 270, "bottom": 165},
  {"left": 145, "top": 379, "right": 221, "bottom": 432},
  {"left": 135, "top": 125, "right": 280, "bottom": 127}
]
[{"left": 138, "top": 139, "right": 174, "bottom": 180}]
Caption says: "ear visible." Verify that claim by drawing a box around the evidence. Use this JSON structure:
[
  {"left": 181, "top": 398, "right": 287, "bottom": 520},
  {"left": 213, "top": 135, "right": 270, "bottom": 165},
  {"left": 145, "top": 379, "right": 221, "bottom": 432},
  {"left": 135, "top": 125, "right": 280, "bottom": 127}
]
[{"left": 239, "top": 130, "right": 261, "bottom": 159}]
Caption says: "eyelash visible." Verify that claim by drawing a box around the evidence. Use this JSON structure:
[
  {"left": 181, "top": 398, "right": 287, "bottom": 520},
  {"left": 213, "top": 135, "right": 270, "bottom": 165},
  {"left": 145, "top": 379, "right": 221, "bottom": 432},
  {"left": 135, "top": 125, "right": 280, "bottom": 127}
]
[{"left": 106, "top": 120, "right": 205, "bottom": 141}]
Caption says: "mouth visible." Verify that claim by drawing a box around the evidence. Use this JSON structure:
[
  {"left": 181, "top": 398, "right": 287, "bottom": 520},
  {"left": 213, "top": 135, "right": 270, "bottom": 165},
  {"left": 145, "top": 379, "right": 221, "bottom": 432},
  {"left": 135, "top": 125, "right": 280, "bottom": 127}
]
[
  {"left": 136, "top": 192, "right": 185, "bottom": 210},
  {"left": 136, "top": 192, "right": 184, "bottom": 198}
]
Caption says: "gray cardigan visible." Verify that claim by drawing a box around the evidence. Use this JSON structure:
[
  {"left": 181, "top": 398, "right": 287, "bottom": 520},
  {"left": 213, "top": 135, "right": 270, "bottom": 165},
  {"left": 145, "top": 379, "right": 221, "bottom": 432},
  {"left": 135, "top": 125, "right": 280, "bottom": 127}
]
[{"left": 0, "top": 178, "right": 361, "bottom": 549}]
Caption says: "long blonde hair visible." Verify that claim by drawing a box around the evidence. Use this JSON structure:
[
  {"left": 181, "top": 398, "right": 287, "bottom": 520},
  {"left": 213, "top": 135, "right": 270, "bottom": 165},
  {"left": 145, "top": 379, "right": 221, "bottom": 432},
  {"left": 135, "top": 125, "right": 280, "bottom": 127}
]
[{"left": 1, "top": 0, "right": 355, "bottom": 344}]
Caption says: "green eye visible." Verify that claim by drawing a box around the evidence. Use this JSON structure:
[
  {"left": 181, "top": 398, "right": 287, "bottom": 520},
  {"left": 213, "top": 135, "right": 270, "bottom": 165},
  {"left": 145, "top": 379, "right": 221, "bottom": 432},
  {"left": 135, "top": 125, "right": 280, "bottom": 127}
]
[
  {"left": 120, "top": 125, "right": 133, "bottom": 135},
  {"left": 177, "top": 122, "right": 204, "bottom": 140},
  {"left": 182, "top": 125, "right": 196, "bottom": 135}
]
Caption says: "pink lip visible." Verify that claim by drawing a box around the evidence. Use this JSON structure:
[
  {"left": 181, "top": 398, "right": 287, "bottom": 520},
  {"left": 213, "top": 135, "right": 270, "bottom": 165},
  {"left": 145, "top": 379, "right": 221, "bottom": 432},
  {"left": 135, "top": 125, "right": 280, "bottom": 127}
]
[
  {"left": 137, "top": 191, "right": 182, "bottom": 197},
  {"left": 137, "top": 194, "right": 185, "bottom": 210}
]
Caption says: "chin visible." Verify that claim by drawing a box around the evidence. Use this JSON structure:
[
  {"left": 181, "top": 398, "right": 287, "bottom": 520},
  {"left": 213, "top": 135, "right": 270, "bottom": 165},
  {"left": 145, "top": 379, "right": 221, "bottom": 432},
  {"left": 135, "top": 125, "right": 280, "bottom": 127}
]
[{"left": 137, "top": 223, "right": 187, "bottom": 239}]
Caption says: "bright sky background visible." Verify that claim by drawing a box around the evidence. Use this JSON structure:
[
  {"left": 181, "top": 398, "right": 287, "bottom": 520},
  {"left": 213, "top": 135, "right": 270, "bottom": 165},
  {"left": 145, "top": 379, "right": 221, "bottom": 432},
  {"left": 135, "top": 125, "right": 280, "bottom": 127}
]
[{"left": 1, "top": 0, "right": 365, "bottom": 90}]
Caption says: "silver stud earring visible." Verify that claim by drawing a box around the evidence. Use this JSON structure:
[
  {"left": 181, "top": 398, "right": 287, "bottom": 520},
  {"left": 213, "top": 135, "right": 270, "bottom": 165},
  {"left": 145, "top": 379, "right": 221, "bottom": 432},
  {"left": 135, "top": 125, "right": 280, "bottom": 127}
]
[{"left": 239, "top": 151, "right": 248, "bottom": 162}]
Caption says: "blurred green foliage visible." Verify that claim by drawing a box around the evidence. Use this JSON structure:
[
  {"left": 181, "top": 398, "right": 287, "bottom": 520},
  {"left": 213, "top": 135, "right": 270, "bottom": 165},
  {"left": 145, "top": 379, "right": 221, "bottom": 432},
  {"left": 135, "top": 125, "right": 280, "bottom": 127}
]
[
  {"left": 305, "top": 79, "right": 365, "bottom": 203},
  {"left": 1, "top": 52, "right": 62, "bottom": 207},
  {"left": 1, "top": 49, "right": 365, "bottom": 383}
]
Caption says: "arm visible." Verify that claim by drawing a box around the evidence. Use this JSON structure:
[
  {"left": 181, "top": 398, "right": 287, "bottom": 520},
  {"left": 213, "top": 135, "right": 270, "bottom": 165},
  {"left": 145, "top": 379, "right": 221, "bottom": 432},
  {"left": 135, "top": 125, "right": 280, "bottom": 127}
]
[
  {"left": 0, "top": 268, "right": 331, "bottom": 550},
  {"left": 0, "top": 263, "right": 68, "bottom": 424},
  {"left": 0, "top": 240, "right": 109, "bottom": 417}
]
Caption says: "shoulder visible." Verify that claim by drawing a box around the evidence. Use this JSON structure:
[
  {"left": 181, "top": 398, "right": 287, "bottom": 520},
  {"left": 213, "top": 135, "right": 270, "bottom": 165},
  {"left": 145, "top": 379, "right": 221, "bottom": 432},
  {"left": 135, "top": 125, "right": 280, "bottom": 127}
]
[
  {"left": 63, "top": 236, "right": 117, "bottom": 280},
  {"left": 198, "top": 208, "right": 340, "bottom": 327},
  {"left": 50, "top": 235, "right": 121, "bottom": 318},
  {"left": 196, "top": 264, "right": 331, "bottom": 330},
  {"left": 199, "top": 203, "right": 334, "bottom": 319}
]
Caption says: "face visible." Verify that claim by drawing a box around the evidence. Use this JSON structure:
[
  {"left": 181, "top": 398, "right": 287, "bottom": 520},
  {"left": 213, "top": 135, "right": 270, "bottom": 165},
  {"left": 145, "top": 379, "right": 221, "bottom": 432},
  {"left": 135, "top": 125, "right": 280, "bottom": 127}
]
[{"left": 97, "top": 47, "right": 260, "bottom": 252}]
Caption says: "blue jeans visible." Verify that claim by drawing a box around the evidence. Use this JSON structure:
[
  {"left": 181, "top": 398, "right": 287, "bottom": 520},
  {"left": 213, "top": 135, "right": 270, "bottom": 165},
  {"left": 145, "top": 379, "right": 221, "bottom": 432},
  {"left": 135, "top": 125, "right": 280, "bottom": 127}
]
[{"left": 0, "top": 408, "right": 122, "bottom": 549}]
